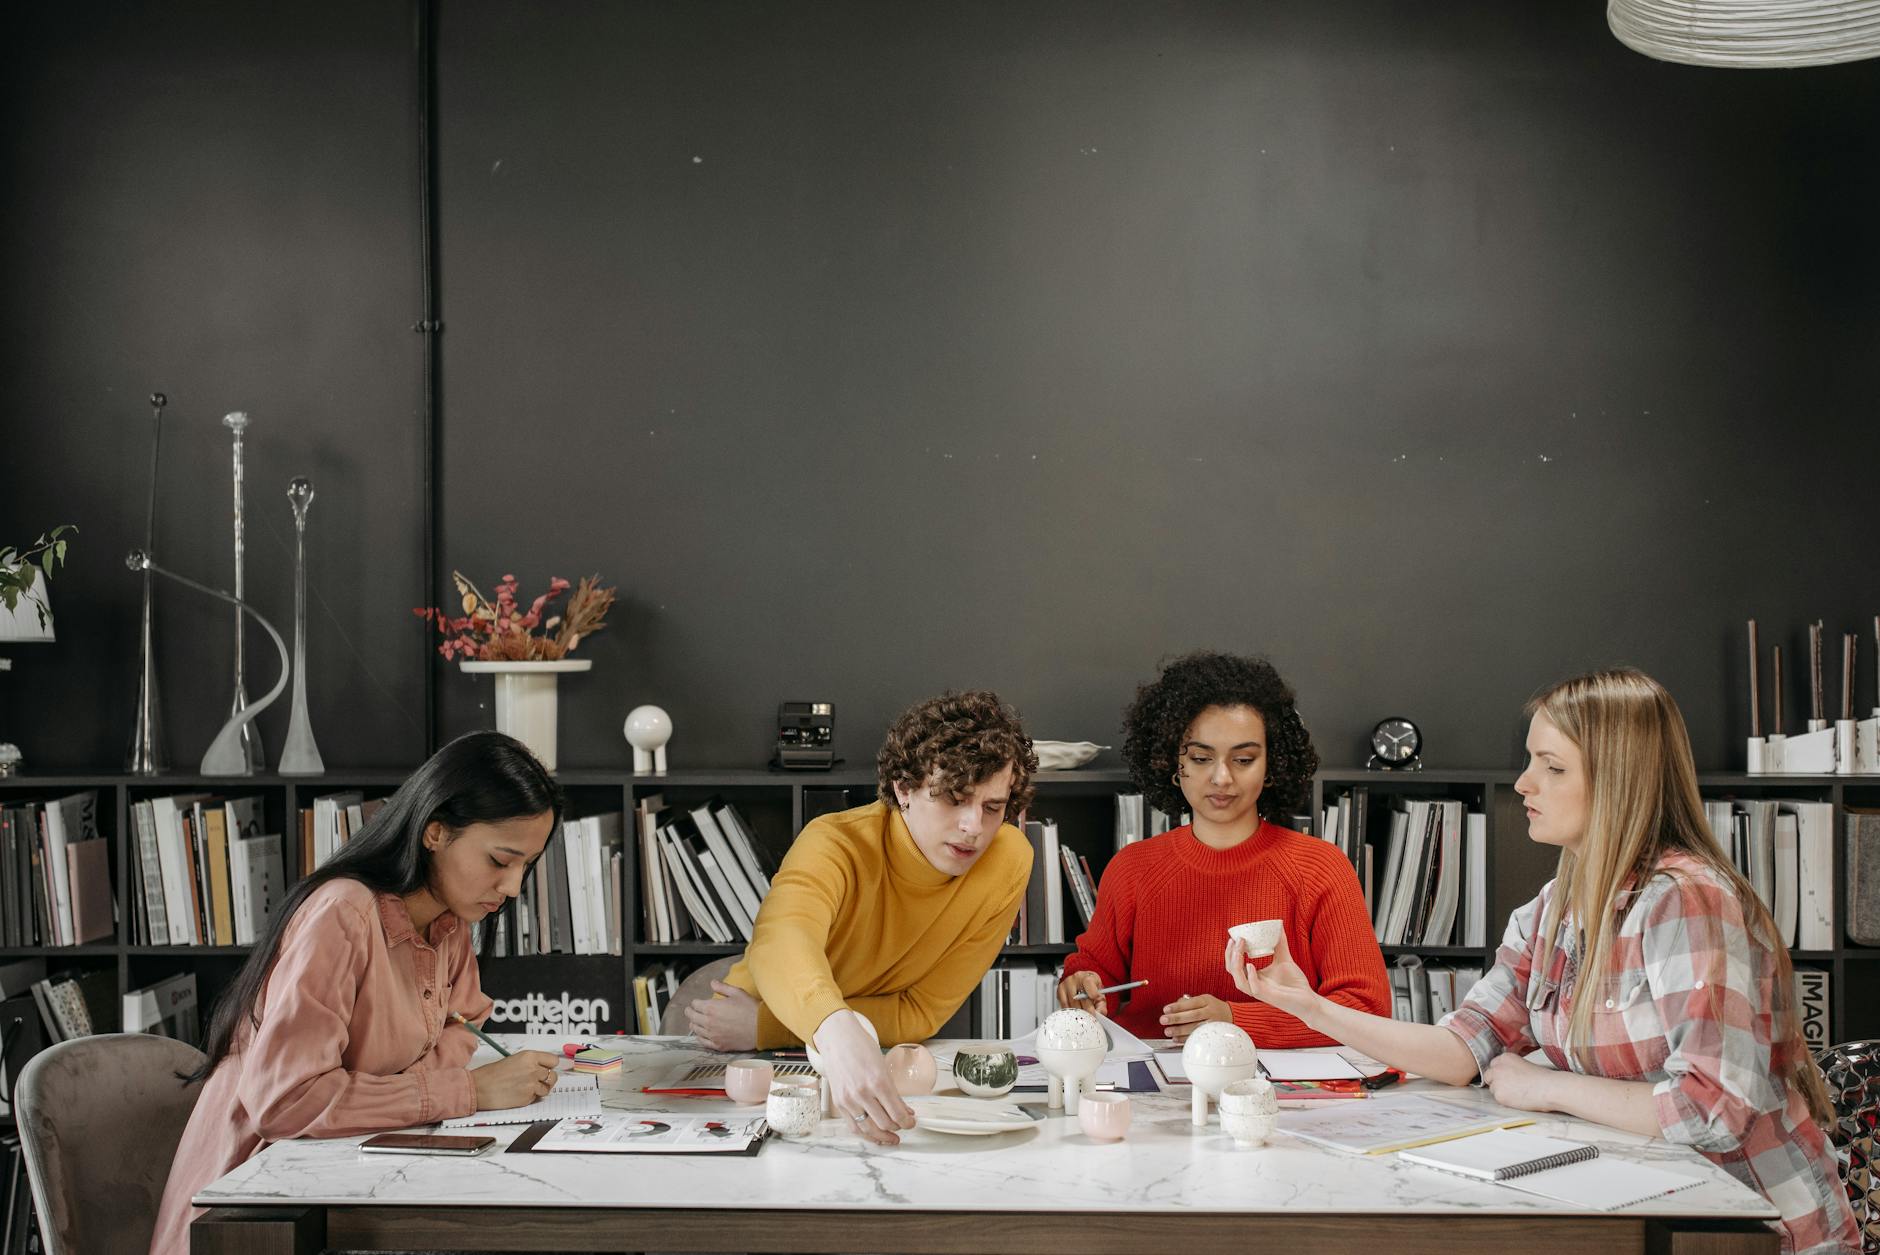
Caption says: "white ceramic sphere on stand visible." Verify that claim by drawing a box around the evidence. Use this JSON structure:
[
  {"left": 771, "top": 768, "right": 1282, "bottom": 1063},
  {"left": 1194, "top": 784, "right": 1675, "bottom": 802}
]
[
  {"left": 1181, "top": 1022, "right": 1259, "bottom": 1126},
  {"left": 1035, "top": 1009, "right": 1109, "bottom": 1115},
  {"left": 623, "top": 704, "right": 672, "bottom": 773},
  {"left": 804, "top": 1011, "right": 878, "bottom": 1117}
]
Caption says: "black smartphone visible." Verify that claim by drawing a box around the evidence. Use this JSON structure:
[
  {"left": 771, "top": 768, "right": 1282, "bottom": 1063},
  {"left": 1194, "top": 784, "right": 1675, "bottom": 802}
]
[{"left": 359, "top": 1133, "right": 495, "bottom": 1156}]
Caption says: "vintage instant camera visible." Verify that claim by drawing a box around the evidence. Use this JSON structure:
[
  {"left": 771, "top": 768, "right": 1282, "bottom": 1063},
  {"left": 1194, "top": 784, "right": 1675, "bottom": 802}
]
[{"left": 772, "top": 702, "right": 838, "bottom": 770}]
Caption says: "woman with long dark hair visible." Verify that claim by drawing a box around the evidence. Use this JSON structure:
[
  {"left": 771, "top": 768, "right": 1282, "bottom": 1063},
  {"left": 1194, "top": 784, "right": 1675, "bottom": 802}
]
[{"left": 149, "top": 732, "right": 566, "bottom": 1255}]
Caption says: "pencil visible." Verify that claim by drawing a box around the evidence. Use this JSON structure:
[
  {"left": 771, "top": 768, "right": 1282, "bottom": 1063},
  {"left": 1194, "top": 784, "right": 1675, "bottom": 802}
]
[
  {"left": 451, "top": 1012, "right": 511, "bottom": 1057},
  {"left": 1074, "top": 979, "right": 1149, "bottom": 1000}
]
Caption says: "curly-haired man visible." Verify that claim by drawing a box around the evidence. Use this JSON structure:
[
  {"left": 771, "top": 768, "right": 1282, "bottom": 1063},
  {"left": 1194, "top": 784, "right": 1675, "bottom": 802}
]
[
  {"left": 688, "top": 690, "right": 1036, "bottom": 1146},
  {"left": 1056, "top": 651, "right": 1389, "bottom": 1047}
]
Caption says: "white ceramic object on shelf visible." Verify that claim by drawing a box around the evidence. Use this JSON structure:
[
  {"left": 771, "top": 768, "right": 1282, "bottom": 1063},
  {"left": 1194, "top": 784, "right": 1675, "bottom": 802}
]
[
  {"left": 461, "top": 659, "right": 591, "bottom": 772},
  {"left": 1032, "top": 740, "right": 1109, "bottom": 770},
  {"left": 1034, "top": 1008, "right": 1109, "bottom": 1115},
  {"left": 1217, "top": 1077, "right": 1279, "bottom": 1147},
  {"left": 624, "top": 703, "right": 673, "bottom": 773},
  {"left": 1181, "top": 1021, "right": 1259, "bottom": 1126}
]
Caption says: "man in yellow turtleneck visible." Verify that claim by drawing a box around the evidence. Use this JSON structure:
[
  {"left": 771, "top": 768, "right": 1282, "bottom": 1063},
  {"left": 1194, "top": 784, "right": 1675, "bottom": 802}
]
[{"left": 686, "top": 690, "right": 1035, "bottom": 1146}]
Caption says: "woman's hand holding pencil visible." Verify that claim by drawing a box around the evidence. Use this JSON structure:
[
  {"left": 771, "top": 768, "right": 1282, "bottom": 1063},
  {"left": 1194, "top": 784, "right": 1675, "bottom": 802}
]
[{"left": 453, "top": 1013, "right": 560, "bottom": 1110}]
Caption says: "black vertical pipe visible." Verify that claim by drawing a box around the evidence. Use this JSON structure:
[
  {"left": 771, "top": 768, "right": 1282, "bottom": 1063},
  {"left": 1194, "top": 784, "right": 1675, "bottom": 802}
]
[{"left": 415, "top": 0, "right": 442, "bottom": 756}]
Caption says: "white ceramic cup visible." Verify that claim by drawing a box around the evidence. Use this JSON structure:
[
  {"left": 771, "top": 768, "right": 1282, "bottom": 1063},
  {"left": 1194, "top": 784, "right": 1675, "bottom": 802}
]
[
  {"left": 765, "top": 1079, "right": 822, "bottom": 1140},
  {"left": 1217, "top": 1077, "right": 1279, "bottom": 1148},
  {"left": 725, "top": 1058, "right": 773, "bottom": 1105},
  {"left": 1228, "top": 919, "right": 1284, "bottom": 958}
]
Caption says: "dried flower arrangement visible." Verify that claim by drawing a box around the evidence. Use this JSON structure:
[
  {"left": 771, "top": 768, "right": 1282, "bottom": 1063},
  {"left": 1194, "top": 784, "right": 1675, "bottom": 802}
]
[{"left": 414, "top": 570, "right": 615, "bottom": 662}]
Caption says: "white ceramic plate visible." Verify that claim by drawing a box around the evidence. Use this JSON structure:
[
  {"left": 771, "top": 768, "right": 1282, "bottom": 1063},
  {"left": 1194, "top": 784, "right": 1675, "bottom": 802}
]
[{"left": 907, "top": 1096, "right": 1039, "bottom": 1135}]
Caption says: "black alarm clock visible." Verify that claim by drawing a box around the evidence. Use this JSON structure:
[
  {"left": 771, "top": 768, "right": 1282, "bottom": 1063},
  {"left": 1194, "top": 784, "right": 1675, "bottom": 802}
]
[{"left": 1367, "top": 717, "right": 1423, "bottom": 771}]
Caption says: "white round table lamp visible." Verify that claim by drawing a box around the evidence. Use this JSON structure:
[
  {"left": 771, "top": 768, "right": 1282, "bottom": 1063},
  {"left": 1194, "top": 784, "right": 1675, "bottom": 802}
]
[{"left": 624, "top": 704, "right": 672, "bottom": 773}]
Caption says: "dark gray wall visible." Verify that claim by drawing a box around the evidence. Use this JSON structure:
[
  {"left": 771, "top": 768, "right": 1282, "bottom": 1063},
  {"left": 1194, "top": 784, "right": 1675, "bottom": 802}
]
[
  {"left": 2, "top": 0, "right": 428, "bottom": 768},
  {"left": 7, "top": 2, "right": 1878, "bottom": 774}
]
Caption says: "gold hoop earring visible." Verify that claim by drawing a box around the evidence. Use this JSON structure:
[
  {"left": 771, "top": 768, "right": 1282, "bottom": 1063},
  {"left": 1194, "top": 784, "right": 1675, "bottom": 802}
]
[{"left": 1171, "top": 771, "right": 1182, "bottom": 786}]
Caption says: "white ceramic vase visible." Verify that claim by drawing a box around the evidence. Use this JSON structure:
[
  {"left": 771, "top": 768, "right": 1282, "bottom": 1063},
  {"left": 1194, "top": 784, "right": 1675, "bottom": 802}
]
[
  {"left": 460, "top": 659, "right": 591, "bottom": 772},
  {"left": 1036, "top": 1009, "right": 1109, "bottom": 1115},
  {"left": 1182, "top": 1022, "right": 1259, "bottom": 1125}
]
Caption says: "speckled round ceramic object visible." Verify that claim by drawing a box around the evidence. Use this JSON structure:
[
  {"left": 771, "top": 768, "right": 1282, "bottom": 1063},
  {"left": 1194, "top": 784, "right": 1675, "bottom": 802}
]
[
  {"left": 765, "top": 1080, "right": 822, "bottom": 1140},
  {"left": 1218, "top": 1078, "right": 1279, "bottom": 1147},
  {"left": 1037, "top": 1008, "right": 1108, "bottom": 1051},
  {"left": 952, "top": 1044, "right": 1019, "bottom": 1098}
]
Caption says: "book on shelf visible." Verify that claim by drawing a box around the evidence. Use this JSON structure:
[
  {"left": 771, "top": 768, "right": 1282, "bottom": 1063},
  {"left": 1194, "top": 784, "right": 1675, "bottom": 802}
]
[
  {"left": 1851, "top": 807, "right": 1880, "bottom": 946},
  {"left": 976, "top": 964, "right": 1057, "bottom": 1040},
  {"left": 1020, "top": 820, "right": 1065, "bottom": 945},
  {"left": 1709, "top": 799, "right": 1833, "bottom": 951},
  {"left": 1114, "top": 794, "right": 1146, "bottom": 850},
  {"left": 628, "top": 800, "right": 769, "bottom": 948},
  {"left": 1059, "top": 843, "right": 1096, "bottom": 929},
  {"left": 0, "top": 793, "right": 114, "bottom": 948},
  {"left": 29, "top": 968, "right": 117, "bottom": 1041},
  {"left": 125, "top": 794, "right": 285, "bottom": 948},
  {"left": 1344, "top": 792, "right": 1479, "bottom": 948},
  {"left": 1388, "top": 960, "right": 1484, "bottom": 1026},
  {"left": 632, "top": 963, "right": 681, "bottom": 1033},
  {"left": 1794, "top": 968, "right": 1829, "bottom": 1052},
  {"left": 123, "top": 971, "right": 201, "bottom": 1047}
]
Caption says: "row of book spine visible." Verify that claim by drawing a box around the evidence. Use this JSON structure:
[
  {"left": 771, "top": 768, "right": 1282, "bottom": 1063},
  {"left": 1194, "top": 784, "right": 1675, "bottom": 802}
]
[
  {"left": 1708, "top": 800, "right": 1834, "bottom": 949},
  {"left": 127, "top": 794, "right": 284, "bottom": 947},
  {"left": 976, "top": 964, "right": 1058, "bottom": 1040},
  {"left": 635, "top": 795, "right": 773, "bottom": 945},
  {"left": 474, "top": 814, "right": 625, "bottom": 957},
  {"left": 0, "top": 791, "right": 111, "bottom": 947},
  {"left": 632, "top": 963, "right": 681, "bottom": 1033},
  {"left": 1322, "top": 790, "right": 1488, "bottom": 948}
]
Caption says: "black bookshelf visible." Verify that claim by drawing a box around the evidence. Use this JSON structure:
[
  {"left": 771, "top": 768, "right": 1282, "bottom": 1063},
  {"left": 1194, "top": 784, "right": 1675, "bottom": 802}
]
[{"left": 1, "top": 767, "right": 1872, "bottom": 1045}]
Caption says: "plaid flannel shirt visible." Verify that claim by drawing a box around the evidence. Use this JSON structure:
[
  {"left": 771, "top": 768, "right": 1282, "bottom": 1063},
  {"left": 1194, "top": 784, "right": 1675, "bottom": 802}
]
[{"left": 1439, "top": 851, "right": 1856, "bottom": 1255}]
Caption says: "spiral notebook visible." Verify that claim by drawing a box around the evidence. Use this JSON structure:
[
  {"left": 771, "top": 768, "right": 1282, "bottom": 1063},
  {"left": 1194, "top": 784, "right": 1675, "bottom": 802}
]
[
  {"left": 1398, "top": 1130, "right": 1698, "bottom": 1210},
  {"left": 440, "top": 1074, "right": 603, "bottom": 1128}
]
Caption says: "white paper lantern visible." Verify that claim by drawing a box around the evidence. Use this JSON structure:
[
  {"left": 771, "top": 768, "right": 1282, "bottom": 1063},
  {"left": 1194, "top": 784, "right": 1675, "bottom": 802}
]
[{"left": 1608, "top": 0, "right": 1880, "bottom": 67}]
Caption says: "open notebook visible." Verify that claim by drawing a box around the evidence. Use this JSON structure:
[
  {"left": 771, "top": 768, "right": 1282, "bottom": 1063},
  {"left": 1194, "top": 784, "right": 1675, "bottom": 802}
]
[
  {"left": 440, "top": 1074, "right": 602, "bottom": 1128},
  {"left": 1398, "top": 1129, "right": 1700, "bottom": 1210}
]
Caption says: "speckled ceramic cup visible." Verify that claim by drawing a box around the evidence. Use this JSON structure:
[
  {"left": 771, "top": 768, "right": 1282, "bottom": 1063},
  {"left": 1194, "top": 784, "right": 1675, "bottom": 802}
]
[
  {"left": 765, "top": 1079, "right": 822, "bottom": 1140},
  {"left": 1218, "top": 1077, "right": 1279, "bottom": 1148}
]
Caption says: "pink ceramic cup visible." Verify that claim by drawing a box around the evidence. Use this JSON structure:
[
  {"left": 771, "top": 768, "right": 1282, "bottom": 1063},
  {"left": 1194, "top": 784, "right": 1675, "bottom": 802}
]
[
  {"left": 884, "top": 1043, "right": 938, "bottom": 1096},
  {"left": 1078, "top": 1092, "right": 1132, "bottom": 1141},
  {"left": 725, "top": 1058, "right": 774, "bottom": 1105}
]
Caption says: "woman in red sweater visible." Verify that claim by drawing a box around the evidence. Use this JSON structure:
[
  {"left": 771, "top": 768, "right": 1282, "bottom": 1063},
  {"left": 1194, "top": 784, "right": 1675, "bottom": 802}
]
[{"left": 1057, "top": 651, "right": 1390, "bottom": 1046}]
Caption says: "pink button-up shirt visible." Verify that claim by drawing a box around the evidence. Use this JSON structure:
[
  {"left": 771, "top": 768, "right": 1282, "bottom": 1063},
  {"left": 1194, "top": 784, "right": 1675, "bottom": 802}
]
[{"left": 149, "top": 879, "right": 493, "bottom": 1255}]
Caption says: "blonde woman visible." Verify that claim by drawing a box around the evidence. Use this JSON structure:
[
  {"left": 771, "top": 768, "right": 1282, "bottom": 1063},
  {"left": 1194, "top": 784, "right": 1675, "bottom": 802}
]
[{"left": 1227, "top": 669, "right": 1855, "bottom": 1255}]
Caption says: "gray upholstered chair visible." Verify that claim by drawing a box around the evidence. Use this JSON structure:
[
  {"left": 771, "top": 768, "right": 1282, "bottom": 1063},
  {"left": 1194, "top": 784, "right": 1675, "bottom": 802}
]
[
  {"left": 666, "top": 955, "right": 741, "bottom": 1032},
  {"left": 15, "top": 1033, "right": 206, "bottom": 1255},
  {"left": 1816, "top": 1038, "right": 1880, "bottom": 1255}
]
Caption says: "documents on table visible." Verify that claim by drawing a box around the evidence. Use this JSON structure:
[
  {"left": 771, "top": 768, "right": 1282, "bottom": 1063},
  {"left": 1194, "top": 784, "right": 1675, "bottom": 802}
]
[
  {"left": 515, "top": 1113, "right": 768, "bottom": 1154},
  {"left": 1276, "top": 1092, "right": 1533, "bottom": 1154}
]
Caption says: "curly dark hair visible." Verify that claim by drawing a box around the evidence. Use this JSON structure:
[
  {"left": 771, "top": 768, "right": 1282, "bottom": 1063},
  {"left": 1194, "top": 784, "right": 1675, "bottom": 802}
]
[
  {"left": 876, "top": 690, "right": 1038, "bottom": 818},
  {"left": 1122, "top": 651, "right": 1318, "bottom": 821}
]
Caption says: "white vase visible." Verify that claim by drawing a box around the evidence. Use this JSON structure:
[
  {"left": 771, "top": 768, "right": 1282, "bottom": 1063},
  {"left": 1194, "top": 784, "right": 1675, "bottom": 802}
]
[{"left": 460, "top": 660, "right": 591, "bottom": 771}]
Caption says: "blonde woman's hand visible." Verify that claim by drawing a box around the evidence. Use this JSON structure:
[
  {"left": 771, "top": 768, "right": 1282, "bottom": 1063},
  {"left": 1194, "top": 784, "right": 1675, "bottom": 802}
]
[
  {"left": 1482, "top": 1053, "right": 1560, "bottom": 1113},
  {"left": 1224, "top": 933, "right": 1319, "bottom": 1023},
  {"left": 470, "top": 1050, "right": 560, "bottom": 1110}
]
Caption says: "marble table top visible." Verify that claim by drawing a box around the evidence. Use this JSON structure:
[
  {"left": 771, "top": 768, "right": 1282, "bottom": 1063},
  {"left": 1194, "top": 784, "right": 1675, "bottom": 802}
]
[{"left": 196, "top": 1035, "right": 1776, "bottom": 1220}]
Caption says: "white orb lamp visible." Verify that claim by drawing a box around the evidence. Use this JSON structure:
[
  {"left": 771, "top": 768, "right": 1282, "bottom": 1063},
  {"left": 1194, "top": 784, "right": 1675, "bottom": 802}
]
[
  {"left": 623, "top": 704, "right": 672, "bottom": 773},
  {"left": 1181, "top": 1022, "right": 1259, "bottom": 1126}
]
